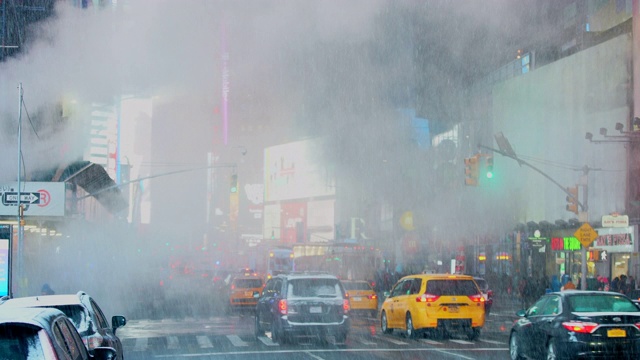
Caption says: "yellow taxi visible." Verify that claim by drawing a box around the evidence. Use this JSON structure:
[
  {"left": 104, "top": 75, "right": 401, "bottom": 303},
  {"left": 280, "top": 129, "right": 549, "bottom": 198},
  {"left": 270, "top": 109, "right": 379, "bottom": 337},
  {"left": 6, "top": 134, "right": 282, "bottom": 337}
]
[
  {"left": 380, "top": 274, "right": 485, "bottom": 340},
  {"left": 342, "top": 280, "right": 378, "bottom": 317},
  {"left": 228, "top": 273, "right": 265, "bottom": 312}
]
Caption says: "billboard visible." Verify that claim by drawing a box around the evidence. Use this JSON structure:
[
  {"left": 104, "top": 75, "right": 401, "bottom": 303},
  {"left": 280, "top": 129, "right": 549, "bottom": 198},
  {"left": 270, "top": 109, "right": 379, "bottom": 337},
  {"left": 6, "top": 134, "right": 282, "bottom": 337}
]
[{"left": 264, "top": 138, "right": 335, "bottom": 202}]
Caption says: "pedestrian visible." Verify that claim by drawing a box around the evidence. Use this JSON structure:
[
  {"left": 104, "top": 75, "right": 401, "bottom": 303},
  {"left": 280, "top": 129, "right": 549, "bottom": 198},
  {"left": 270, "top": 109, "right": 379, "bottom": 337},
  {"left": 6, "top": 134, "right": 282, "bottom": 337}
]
[
  {"left": 551, "top": 275, "right": 562, "bottom": 292},
  {"left": 41, "top": 284, "right": 55, "bottom": 295},
  {"left": 562, "top": 278, "right": 576, "bottom": 291}
]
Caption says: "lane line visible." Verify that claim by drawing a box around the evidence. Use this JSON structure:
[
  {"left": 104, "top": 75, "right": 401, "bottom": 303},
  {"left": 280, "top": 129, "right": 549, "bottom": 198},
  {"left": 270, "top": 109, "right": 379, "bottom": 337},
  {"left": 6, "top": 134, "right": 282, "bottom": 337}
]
[
  {"left": 133, "top": 337, "right": 147, "bottom": 352},
  {"left": 479, "top": 339, "right": 505, "bottom": 345},
  {"left": 166, "top": 336, "right": 179, "bottom": 350},
  {"left": 449, "top": 339, "right": 474, "bottom": 345},
  {"left": 373, "top": 335, "right": 408, "bottom": 345},
  {"left": 257, "top": 336, "right": 279, "bottom": 346},
  {"left": 196, "top": 335, "right": 213, "bottom": 348},
  {"left": 226, "top": 334, "right": 249, "bottom": 347},
  {"left": 418, "top": 338, "right": 443, "bottom": 345}
]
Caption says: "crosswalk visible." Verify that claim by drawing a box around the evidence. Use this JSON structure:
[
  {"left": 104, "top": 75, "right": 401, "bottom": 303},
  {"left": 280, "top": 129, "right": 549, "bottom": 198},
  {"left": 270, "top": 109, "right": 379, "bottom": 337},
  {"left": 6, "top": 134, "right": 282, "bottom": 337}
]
[{"left": 125, "top": 334, "right": 506, "bottom": 352}]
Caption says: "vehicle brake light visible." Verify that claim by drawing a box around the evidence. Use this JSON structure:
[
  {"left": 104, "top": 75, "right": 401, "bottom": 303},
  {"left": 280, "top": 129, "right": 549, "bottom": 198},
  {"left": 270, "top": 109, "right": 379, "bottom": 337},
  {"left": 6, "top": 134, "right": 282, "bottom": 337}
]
[
  {"left": 278, "top": 299, "right": 288, "bottom": 315},
  {"left": 367, "top": 294, "right": 377, "bottom": 300},
  {"left": 468, "top": 294, "right": 485, "bottom": 303},
  {"left": 562, "top": 321, "right": 599, "bottom": 333},
  {"left": 343, "top": 299, "right": 350, "bottom": 313},
  {"left": 416, "top": 294, "right": 440, "bottom": 303}
]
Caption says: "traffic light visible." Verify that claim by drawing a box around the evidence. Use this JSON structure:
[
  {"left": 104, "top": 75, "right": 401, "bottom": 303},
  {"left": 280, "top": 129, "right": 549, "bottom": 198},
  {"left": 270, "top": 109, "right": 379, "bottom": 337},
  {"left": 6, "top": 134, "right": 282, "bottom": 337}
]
[
  {"left": 464, "top": 155, "right": 479, "bottom": 186},
  {"left": 485, "top": 156, "right": 494, "bottom": 179},
  {"left": 230, "top": 174, "right": 238, "bottom": 193},
  {"left": 566, "top": 186, "right": 579, "bottom": 214}
]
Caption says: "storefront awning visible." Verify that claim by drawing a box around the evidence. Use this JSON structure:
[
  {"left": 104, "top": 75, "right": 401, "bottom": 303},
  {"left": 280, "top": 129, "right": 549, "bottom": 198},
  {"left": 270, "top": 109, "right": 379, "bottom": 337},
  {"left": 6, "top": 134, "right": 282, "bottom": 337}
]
[{"left": 62, "top": 161, "right": 128, "bottom": 214}]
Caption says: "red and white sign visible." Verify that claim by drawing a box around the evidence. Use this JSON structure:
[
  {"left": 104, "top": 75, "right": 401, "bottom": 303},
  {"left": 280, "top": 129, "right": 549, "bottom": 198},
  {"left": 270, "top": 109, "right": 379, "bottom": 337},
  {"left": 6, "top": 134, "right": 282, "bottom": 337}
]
[
  {"left": 602, "top": 214, "right": 629, "bottom": 228},
  {"left": 0, "top": 182, "right": 65, "bottom": 217}
]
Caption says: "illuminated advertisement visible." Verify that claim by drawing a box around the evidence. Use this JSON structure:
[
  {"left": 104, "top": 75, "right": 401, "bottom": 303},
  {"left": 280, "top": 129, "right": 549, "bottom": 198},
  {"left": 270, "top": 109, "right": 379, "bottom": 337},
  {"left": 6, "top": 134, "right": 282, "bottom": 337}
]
[
  {"left": 0, "top": 225, "right": 9, "bottom": 297},
  {"left": 264, "top": 138, "right": 335, "bottom": 202}
]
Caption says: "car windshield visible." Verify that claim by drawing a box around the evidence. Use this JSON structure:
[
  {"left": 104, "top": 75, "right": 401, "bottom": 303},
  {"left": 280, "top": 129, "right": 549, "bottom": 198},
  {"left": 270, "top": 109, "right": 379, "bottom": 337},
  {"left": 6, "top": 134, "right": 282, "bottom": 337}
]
[
  {"left": 0, "top": 324, "right": 45, "bottom": 359},
  {"left": 233, "top": 279, "right": 263, "bottom": 288},
  {"left": 426, "top": 280, "right": 480, "bottom": 296},
  {"left": 287, "top": 279, "right": 342, "bottom": 298},
  {"left": 569, "top": 294, "right": 640, "bottom": 312},
  {"left": 342, "top": 282, "right": 372, "bottom": 291},
  {"left": 51, "top": 305, "right": 93, "bottom": 336}
]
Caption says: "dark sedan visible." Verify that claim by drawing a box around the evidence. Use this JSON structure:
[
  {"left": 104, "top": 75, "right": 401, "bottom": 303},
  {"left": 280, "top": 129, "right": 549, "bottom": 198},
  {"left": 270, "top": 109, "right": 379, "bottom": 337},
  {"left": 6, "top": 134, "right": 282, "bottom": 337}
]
[{"left": 509, "top": 290, "right": 640, "bottom": 360}]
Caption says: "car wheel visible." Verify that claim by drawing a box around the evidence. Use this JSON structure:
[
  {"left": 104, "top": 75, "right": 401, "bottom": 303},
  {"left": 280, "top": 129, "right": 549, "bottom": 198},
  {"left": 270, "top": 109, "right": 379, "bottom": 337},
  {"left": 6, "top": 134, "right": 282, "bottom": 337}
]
[
  {"left": 509, "top": 332, "right": 524, "bottom": 360},
  {"left": 405, "top": 313, "right": 416, "bottom": 339},
  {"left": 381, "top": 311, "right": 393, "bottom": 334},
  {"left": 546, "top": 339, "right": 557, "bottom": 360},
  {"left": 467, "top": 327, "right": 480, "bottom": 341},
  {"left": 254, "top": 313, "right": 264, "bottom": 337}
]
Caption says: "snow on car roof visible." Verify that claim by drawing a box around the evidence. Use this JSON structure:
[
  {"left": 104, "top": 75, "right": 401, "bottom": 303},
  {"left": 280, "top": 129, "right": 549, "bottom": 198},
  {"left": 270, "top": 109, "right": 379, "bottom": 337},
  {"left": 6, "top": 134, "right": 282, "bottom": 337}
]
[{"left": 2, "top": 294, "right": 83, "bottom": 307}]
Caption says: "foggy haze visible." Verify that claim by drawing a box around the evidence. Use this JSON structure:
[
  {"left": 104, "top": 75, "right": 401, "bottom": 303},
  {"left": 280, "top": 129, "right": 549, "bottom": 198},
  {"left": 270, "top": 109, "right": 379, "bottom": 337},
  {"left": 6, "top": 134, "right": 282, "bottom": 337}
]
[{"left": 0, "top": 0, "right": 560, "bottom": 316}]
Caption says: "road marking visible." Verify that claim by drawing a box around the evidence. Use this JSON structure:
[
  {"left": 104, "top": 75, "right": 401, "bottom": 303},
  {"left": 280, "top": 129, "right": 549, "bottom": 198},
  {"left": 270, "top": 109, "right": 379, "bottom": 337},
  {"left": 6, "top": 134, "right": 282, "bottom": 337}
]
[
  {"left": 449, "top": 339, "right": 475, "bottom": 345},
  {"left": 196, "top": 335, "right": 213, "bottom": 348},
  {"left": 353, "top": 336, "right": 376, "bottom": 345},
  {"left": 419, "top": 338, "right": 443, "bottom": 345},
  {"left": 479, "top": 339, "right": 505, "bottom": 345},
  {"left": 374, "top": 335, "right": 408, "bottom": 345},
  {"left": 133, "top": 337, "right": 147, "bottom": 351},
  {"left": 226, "top": 335, "right": 249, "bottom": 347},
  {"left": 167, "top": 336, "right": 179, "bottom": 349},
  {"left": 304, "top": 351, "right": 326, "bottom": 360},
  {"left": 257, "top": 335, "right": 279, "bottom": 346}
]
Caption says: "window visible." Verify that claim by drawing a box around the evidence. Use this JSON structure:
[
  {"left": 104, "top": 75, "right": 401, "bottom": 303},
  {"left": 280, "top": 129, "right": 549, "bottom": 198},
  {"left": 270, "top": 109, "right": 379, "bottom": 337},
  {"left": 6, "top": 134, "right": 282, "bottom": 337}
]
[
  {"left": 390, "top": 280, "right": 407, "bottom": 298},
  {"left": 426, "top": 280, "right": 480, "bottom": 296},
  {"left": 54, "top": 318, "right": 84, "bottom": 360},
  {"left": 527, "top": 297, "right": 549, "bottom": 316},
  {"left": 0, "top": 324, "right": 44, "bottom": 359},
  {"left": 287, "top": 279, "right": 341, "bottom": 299},
  {"left": 342, "top": 282, "right": 372, "bottom": 291},
  {"left": 90, "top": 299, "right": 109, "bottom": 330},
  {"left": 233, "top": 279, "right": 264, "bottom": 288},
  {"left": 540, "top": 296, "right": 561, "bottom": 316},
  {"left": 569, "top": 294, "right": 640, "bottom": 313}
]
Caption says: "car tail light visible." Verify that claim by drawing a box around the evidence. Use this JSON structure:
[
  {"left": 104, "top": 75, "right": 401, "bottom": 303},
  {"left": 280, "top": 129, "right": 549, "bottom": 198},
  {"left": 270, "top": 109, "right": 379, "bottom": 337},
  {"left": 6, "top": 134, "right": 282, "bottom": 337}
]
[
  {"left": 468, "top": 294, "right": 485, "bottom": 303},
  {"left": 278, "top": 299, "right": 288, "bottom": 315},
  {"left": 343, "top": 299, "right": 350, "bottom": 314},
  {"left": 345, "top": 292, "right": 349, "bottom": 298},
  {"left": 562, "top": 321, "right": 599, "bottom": 333},
  {"left": 416, "top": 293, "right": 440, "bottom": 303},
  {"left": 367, "top": 294, "right": 377, "bottom": 300},
  {"left": 83, "top": 333, "right": 104, "bottom": 351}
]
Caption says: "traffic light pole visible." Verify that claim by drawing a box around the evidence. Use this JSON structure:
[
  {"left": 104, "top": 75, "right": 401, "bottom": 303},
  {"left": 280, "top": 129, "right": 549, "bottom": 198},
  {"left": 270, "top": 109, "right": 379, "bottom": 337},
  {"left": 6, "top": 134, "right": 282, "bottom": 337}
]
[
  {"left": 477, "top": 144, "right": 586, "bottom": 212},
  {"left": 480, "top": 142, "right": 592, "bottom": 290}
]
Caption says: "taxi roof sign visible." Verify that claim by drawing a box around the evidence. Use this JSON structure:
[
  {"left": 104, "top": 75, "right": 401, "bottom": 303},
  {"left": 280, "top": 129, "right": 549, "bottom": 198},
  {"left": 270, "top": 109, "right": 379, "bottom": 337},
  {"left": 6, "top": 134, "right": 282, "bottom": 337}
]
[{"left": 574, "top": 223, "right": 598, "bottom": 248}]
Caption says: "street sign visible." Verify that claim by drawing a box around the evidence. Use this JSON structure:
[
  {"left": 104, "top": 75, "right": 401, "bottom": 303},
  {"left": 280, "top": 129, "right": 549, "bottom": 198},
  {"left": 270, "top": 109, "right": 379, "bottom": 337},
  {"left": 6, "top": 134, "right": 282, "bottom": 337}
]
[
  {"left": 574, "top": 223, "right": 599, "bottom": 248},
  {"left": 602, "top": 214, "right": 629, "bottom": 227},
  {"left": 1, "top": 192, "right": 41, "bottom": 205}
]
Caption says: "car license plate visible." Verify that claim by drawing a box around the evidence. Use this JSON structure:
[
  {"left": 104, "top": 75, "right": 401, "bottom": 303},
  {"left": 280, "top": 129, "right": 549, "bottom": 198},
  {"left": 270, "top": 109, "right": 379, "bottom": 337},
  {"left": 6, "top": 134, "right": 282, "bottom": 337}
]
[
  {"left": 244, "top": 291, "right": 253, "bottom": 296},
  {"left": 353, "top": 297, "right": 362, "bottom": 302},
  {"left": 608, "top": 329, "right": 626, "bottom": 338},
  {"left": 309, "top": 306, "right": 322, "bottom": 314},
  {"left": 448, "top": 306, "right": 459, "bottom": 313}
]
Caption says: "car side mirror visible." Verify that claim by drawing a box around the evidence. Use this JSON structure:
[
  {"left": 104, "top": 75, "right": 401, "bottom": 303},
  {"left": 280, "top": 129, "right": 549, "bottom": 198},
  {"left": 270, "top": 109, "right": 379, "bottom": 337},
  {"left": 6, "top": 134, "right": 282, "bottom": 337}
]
[
  {"left": 383, "top": 291, "right": 390, "bottom": 299},
  {"left": 112, "top": 315, "right": 126, "bottom": 331}
]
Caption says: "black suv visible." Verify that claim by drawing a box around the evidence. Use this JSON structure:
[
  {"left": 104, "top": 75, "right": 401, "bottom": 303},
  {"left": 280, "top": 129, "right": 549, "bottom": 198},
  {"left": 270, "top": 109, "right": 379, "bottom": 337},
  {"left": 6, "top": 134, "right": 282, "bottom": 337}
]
[{"left": 254, "top": 272, "right": 350, "bottom": 344}]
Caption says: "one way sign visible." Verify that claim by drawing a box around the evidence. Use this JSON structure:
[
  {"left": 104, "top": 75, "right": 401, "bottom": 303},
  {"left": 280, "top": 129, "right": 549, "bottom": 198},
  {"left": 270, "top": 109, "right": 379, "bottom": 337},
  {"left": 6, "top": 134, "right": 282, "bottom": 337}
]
[{"left": 2, "top": 192, "right": 41, "bottom": 205}]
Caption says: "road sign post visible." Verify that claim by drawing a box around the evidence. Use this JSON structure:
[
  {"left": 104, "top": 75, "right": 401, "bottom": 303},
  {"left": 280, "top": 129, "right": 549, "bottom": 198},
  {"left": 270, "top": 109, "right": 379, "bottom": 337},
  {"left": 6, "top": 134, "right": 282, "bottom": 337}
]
[{"left": 574, "top": 222, "right": 598, "bottom": 290}]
